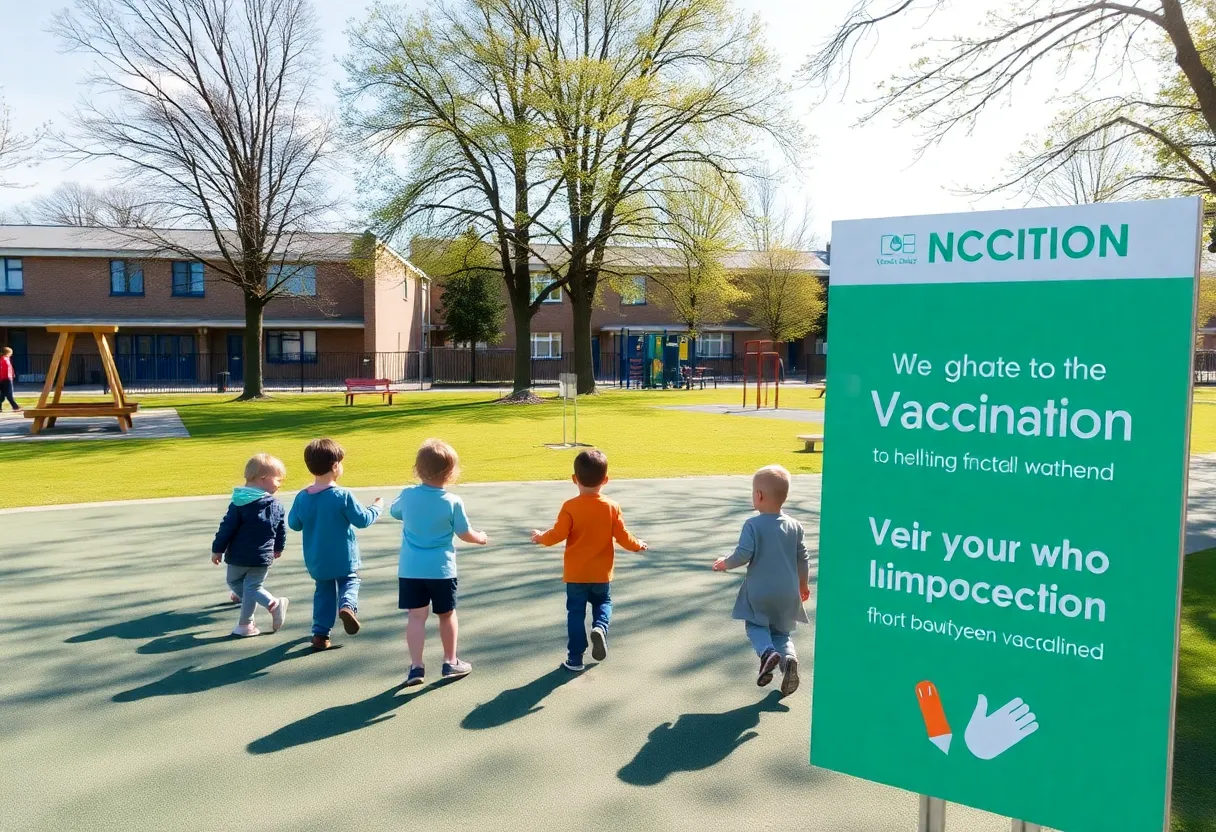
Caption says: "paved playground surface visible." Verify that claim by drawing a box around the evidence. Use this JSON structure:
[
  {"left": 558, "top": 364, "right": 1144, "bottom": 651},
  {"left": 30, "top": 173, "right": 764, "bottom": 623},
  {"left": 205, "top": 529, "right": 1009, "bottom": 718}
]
[
  {"left": 659, "top": 404, "right": 825, "bottom": 422},
  {"left": 0, "top": 408, "right": 190, "bottom": 442},
  {"left": 9, "top": 472, "right": 1172, "bottom": 832}
]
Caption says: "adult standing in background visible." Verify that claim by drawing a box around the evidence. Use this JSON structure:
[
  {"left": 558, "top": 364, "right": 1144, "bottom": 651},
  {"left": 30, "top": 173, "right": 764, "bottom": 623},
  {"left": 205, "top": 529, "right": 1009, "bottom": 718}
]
[{"left": 0, "top": 347, "right": 20, "bottom": 412}]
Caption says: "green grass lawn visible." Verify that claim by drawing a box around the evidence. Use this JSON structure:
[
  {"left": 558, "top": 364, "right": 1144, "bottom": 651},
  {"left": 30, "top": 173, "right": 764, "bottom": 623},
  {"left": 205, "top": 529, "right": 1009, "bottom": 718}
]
[
  {"left": 1175, "top": 548, "right": 1216, "bottom": 831},
  {"left": 0, "top": 387, "right": 826, "bottom": 508}
]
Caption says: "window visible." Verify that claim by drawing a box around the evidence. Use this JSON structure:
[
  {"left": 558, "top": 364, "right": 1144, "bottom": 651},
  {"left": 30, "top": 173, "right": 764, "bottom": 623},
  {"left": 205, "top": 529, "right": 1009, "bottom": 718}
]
[
  {"left": 172, "top": 261, "right": 205, "bottom": 296},
  {"left": 814, "top": 338, "right": 827, "bottom": 355},
  {"left": 531, "top": 331, "right": 562, "bottom": 359},
  {"left": 266, "top": 330, "right": 318, "bottom": 363},
  {"left": 110, "top": 260, "right": 144, "bottom": 296},
  {"left": 530, "top": 274, "right": 561, "bottom": 304},
  {"left": 620, "top": 275, "right": 647, "bottom": 306},
  {"left": 453, "top": 340, "right": 490, "bottom": 349},
  {"left": 269, "top": 264, "right": 317, "bottom": 297},
  {"left": 698, "top": 332, "right": 730, "bottom": 357},
  {"left": 0, "top": 258, "right": 23, "bottom": 294}
]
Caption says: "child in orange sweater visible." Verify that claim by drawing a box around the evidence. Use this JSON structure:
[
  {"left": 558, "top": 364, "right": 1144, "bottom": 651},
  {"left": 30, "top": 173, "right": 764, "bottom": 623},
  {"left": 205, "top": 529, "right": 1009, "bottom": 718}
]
[{"left": 531, "top": 449, "right": 647, "bottom": 671}]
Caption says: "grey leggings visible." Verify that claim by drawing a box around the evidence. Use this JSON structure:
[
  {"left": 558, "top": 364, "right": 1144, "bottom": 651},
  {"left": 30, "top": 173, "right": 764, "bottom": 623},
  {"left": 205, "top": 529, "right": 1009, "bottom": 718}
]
[{"left": 226, "top": 565, "right": 275, "bottom": 624}]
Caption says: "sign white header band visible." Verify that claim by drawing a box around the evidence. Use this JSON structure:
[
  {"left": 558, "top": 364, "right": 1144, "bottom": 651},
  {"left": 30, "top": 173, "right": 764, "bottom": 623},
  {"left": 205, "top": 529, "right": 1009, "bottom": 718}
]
[{"left": 830, "top": 197, "right": 1202, "bottom": 286}]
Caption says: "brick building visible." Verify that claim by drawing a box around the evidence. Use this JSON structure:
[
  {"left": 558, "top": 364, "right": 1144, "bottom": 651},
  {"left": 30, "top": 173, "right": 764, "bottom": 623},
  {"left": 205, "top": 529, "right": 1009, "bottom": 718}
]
[
  {"left": 425, "top": 243, "right": 830, "bottom": 375},
  {"left": 0, "top": 226, "right": 428, "bottom": 385}
]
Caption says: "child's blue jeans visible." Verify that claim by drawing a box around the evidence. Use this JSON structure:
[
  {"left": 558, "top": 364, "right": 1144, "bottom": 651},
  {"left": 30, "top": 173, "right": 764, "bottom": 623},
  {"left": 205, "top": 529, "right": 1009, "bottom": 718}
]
[
  {"left": 226, "top": 565, "right": 275, "bottom": 625},
  {"left": 313, "top": 575, "right": 360, "bottom": 636},
  {"left": 746, "top": 621, "right": 796, "bottom": 662},
  {"left": 566, "top": 582, "right": 612, "bottom": 663}
]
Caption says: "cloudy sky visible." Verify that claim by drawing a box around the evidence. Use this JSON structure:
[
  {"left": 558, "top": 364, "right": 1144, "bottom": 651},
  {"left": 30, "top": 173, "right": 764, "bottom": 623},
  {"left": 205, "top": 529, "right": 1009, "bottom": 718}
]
[{"left": 0, "top": 0, "right": 1160, "bottom": 241}]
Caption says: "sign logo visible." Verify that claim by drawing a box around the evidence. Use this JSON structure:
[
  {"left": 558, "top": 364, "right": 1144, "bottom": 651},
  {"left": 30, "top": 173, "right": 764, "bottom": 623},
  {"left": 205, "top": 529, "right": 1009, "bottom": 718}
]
[{"left": 881, "top": 234, "right": 916, "bottom": 256}]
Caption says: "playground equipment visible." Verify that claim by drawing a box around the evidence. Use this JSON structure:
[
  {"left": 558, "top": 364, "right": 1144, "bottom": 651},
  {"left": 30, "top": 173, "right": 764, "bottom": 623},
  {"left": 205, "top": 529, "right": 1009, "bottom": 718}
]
[
  {"left": 742, "top": 339, "right": 782, "bottom": 409},
  {"left": 25, "top": 325, "right": 139, "bottom": 434},
  {"left": 620, "top": 330, "right": 693, "bottom": 389}
]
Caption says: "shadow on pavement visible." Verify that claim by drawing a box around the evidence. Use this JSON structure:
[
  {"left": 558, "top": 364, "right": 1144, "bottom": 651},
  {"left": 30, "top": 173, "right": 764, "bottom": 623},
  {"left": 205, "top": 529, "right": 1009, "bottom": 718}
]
[
  {"left": 112, "top": 638, "right": 314, "bottom": 702},
  {"left": 136, "top": 631, "right": 237, "bottom": 654},
  {"left": 248, "top": 684, "right": 433, "bottom": 754},
  {"left": 461, "top": 666, "right": 579, "bottom": 730},
  {"left": 67, "top": 605, "right": 231, "bottom": 643},
  {"left": 617, "top": 691, "right": 790, "bottom": 786}
]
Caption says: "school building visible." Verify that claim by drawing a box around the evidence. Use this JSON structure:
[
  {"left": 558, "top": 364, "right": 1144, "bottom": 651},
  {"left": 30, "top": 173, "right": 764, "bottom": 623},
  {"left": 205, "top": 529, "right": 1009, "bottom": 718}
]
[
  {"left": 425, "top": 243, "right": 831, "bottom": 378},
  {"left": 0, "top": 225, "right": 429, "bottom": 386}
]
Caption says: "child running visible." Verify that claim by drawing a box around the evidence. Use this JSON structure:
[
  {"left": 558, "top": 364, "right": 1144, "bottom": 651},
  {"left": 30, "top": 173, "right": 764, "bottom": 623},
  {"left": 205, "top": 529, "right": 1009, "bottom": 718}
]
[
  {"left": 390, "top": 439, "right": 488, "bottom": 686},
  {"left": 288, "top": 438, "right": 382, "bottom": 650},
  {"left": 712, "top": 464, "right": 810, "bottom": 696},
  {"left": 211, "top": 454, "right": 289, "bottom": 637},
  {"left": 531, "top": 449, "right": 647, "bottom": 672}
]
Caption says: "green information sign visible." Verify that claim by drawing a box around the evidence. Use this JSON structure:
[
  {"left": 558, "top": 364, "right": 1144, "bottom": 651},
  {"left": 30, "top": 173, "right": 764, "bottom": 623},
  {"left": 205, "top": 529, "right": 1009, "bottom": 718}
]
[{"left": 810, "top": 198, "right": 1202, "bottom": 831}]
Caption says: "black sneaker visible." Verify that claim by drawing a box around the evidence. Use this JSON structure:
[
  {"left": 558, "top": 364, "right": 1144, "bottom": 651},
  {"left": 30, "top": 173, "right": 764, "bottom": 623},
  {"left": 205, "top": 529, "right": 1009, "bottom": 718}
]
[
  {"left": 562, "top": 658, "right": 585, "bottom": 672},
  {"left": 442, "top": 659, "right": 472, "bottom": 679},
  {"left": 590, "top": 627, "right": 607, "bottom": 661},
  {"left": 404, "top": 665, "right": 425, "bottom": 687},
  {"left": 757, "top": 648, "right": 780, "bottom": 687},
  {"left": 780, "top": 656, "right": 800, "bottom": 696}
]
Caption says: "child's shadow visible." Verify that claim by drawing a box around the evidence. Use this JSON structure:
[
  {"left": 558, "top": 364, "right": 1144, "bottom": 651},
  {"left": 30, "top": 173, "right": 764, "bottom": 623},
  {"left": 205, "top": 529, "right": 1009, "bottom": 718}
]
[
  {"left": 617, "top": 691, "right": 789, "bottom": 786},
  {"left": 248, "top": 684, "right": 434, "bottom": 754},
  {"left": 112, "top": 638, "right": 315, "bottom": 702},
  {"left": 461, "top": 666, "right": 579, "bottom": 730},
  {"left": 137, "top": 631, "right": 235, "bottom": 654},
  {"left": 67, "top": 605, "right": 231, "bottom": 643}
]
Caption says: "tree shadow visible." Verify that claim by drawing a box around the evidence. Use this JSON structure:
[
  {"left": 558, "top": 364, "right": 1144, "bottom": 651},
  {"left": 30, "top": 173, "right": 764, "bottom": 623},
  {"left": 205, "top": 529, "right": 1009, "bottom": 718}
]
[
  {"left": 67, "top": 605, "right": 231, "bottom": 644},
  {"left": 617, "top": 691, "right": 789, "bottom": 786},
  {"left": 461, "top": 666, "right": 579, "bottom": 730},
  {"left": 136, "top": 631, "right": 237, "bottom": 654},
  {"left": 112, "top": 638, "right": 315, "bottom": 702},
  {"left": 247, "top": 684, "right": 433, "bottom": 754}
]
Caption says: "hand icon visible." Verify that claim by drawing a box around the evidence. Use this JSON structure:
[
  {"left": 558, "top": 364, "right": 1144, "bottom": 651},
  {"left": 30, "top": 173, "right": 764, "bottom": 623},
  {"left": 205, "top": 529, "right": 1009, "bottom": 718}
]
[{"left": 963, "top": 694, "right": 1039, "bottom": 760}]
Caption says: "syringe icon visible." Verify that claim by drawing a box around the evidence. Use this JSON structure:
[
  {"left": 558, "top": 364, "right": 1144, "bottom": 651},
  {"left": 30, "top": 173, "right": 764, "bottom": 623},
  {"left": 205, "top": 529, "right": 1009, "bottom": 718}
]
[{"left": 915, "top": 680, "right": 952, "bottom": 754}]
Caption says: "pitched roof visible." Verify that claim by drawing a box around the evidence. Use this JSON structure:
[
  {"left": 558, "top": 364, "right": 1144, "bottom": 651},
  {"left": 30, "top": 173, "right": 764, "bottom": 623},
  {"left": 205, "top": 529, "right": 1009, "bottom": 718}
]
[
  {"left": 0, "top": 225, "right": 362, "bottom": 261},
  {"left": 521, "top": 243, "right": 829, "bottom": 275}
]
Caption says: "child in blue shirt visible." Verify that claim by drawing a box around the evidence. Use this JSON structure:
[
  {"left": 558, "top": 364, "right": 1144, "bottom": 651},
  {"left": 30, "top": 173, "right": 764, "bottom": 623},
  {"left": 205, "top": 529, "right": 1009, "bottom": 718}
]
[
  {"left": 288, "top": 438, "right": 382, "bottom": 650},
  {"left": 211, "top": 454, "right": 289, "bottom": 638},
  {"left": 390, "top": 438, "right": 488, "bottom": 686}
]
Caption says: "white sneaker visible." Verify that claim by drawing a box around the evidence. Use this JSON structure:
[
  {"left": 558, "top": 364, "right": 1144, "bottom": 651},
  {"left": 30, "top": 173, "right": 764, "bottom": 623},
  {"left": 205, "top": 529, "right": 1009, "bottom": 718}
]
[
  {"left": 232, "top": 622, "right": 260, "bottom": 637},
  {"left": 270, "top": 597, "right": 288, "bottom": 632},
  {"left": 228, "top": 591, "right": 240, "bottom": 604}
]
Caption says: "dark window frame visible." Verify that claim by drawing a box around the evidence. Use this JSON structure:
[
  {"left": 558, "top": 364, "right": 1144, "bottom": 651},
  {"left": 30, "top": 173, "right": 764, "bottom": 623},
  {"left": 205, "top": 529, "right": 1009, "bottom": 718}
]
[
  {"left": 0, "top": 258, "right": 24, "bottom": 295},
  {"left": 266, "top": 329, "right": 319, "bottom": 364},
  {"left": 171, "top": 261, "right": 205, "bottom": 297},
  {"left": 110, "top": 260, "right": 145, "bottom": 297}
]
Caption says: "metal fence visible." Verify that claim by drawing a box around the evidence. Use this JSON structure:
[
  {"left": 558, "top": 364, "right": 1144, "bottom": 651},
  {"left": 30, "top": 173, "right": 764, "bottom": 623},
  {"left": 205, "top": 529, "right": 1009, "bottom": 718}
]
[{"left": 1197, "top": 350, "right": 1216, "bottom": 385}]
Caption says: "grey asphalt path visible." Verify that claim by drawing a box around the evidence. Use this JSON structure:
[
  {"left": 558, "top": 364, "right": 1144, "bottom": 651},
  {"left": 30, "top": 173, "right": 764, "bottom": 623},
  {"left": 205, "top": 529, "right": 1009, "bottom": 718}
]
[{"left": 1, "top": 477, "right": 1033, "bottom": 832}]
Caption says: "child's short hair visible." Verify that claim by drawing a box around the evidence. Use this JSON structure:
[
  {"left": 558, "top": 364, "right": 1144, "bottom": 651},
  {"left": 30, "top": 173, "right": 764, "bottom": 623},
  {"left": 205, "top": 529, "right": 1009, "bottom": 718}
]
[
  {"left": 2, "top": 347, "right": 12, "bottom": 356},
  {"left": 754, "top": 464, "right": 791, "bottom": 503},
  {"left": 415, "top": 438, "right": 459, "bottom": 484},
  {"left": 244, "top": 453, "right": 286, "bottom": 481},
  {"left": 573, "top": 449, "right": 609, "bottom": 488},
  {"left": 304, "top": 438, "right": 345, "bottom": 476}
]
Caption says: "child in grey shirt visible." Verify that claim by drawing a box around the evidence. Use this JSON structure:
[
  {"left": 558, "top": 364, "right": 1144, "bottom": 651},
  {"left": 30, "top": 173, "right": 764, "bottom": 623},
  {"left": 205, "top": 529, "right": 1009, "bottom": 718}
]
[{"left": 713, "top": 465, "right": 811, "bottom": 696}]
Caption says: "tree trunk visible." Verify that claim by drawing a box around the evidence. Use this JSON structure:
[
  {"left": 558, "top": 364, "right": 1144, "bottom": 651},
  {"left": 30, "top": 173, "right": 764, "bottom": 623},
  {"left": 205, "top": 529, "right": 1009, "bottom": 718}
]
[
  {"left": 470, "top": 343, "right": 477, "bottom": 385},
  {"left": 239, "top": 294, "right": 266, "bottom": 399},
  {"left": 510, "top": 294, "right": 533, "bottom": 394},
  {"left": 571, "top": 293, "right": 595, "bottom": 394}
]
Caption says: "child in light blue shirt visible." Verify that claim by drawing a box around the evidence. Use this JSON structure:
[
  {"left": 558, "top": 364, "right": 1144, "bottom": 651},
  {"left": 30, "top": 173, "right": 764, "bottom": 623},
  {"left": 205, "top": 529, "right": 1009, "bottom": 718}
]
[
  {"left": 288, "top": 438, "right": 382, "bottom": 650},
  {"left": 390, "top": 438, "right": 488, "bottom": 686}
]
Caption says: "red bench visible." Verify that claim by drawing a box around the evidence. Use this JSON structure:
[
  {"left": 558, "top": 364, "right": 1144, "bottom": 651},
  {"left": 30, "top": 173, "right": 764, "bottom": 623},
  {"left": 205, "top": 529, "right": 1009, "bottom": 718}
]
[{"left": 344, "top": 378, "right": 395, "bottom": 406}]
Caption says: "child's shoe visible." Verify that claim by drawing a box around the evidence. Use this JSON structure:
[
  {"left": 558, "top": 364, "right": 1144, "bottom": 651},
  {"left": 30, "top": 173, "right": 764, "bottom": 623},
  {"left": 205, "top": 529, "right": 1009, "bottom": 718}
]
[
  {"left": 311, "top": 634, "right": 331, "bottom": 651},
  {"left": 404, "top": 665, "right": 425, "bottom": 687},
  {"left": 270, "top": 597, "right": 289, "bottom": 633},
  {"left": 780, "top": 656, "right": 800, "bottom": 696},
  {"left": 562, "top": 657, "right": 585, "bottom": 672},
  {"left": 442, "top": 659, "right": 472, "bottom": 679},
  {"left": 339, "top": 606, "right": 361, "bottom": 635},
  {"left": 757, "top": 648, "right": 780, "bottom": 687},
  {"left": 590, "top": 627, "right": 607, "bottom": 661},
  {"left": 232, "top": 622, "right": 260, "bottom": 637},
  {"left": 228, "top": 591, "right": 240, "bottom": 604}
]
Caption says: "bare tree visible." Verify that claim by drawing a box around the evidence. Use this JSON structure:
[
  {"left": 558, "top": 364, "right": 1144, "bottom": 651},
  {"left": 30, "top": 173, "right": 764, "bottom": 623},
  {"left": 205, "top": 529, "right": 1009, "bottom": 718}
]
[
  {"left": 54, "top": 0, "right": 333, "bottom": 398},
  {"left": 21, "top": 182, "right": 171, "bottom": 226},
  {"left": 804, "top": 1, "right": 1216, "bottom": 243},
  {"left": 1006, "top": 119, "right": 1146, "bottom": 205},
  {"left": 0, "top": 92, "right": 43, "bottom": 189}
]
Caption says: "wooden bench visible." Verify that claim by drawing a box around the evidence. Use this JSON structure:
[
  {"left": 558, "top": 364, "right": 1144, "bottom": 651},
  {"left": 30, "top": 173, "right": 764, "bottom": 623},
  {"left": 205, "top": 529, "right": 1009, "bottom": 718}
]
[
  {"left": 344, "top": 378, "right": 395, "bottom": 406},
  {"left": 798, "top": 433, "right": 824, "bottom": 452}
]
